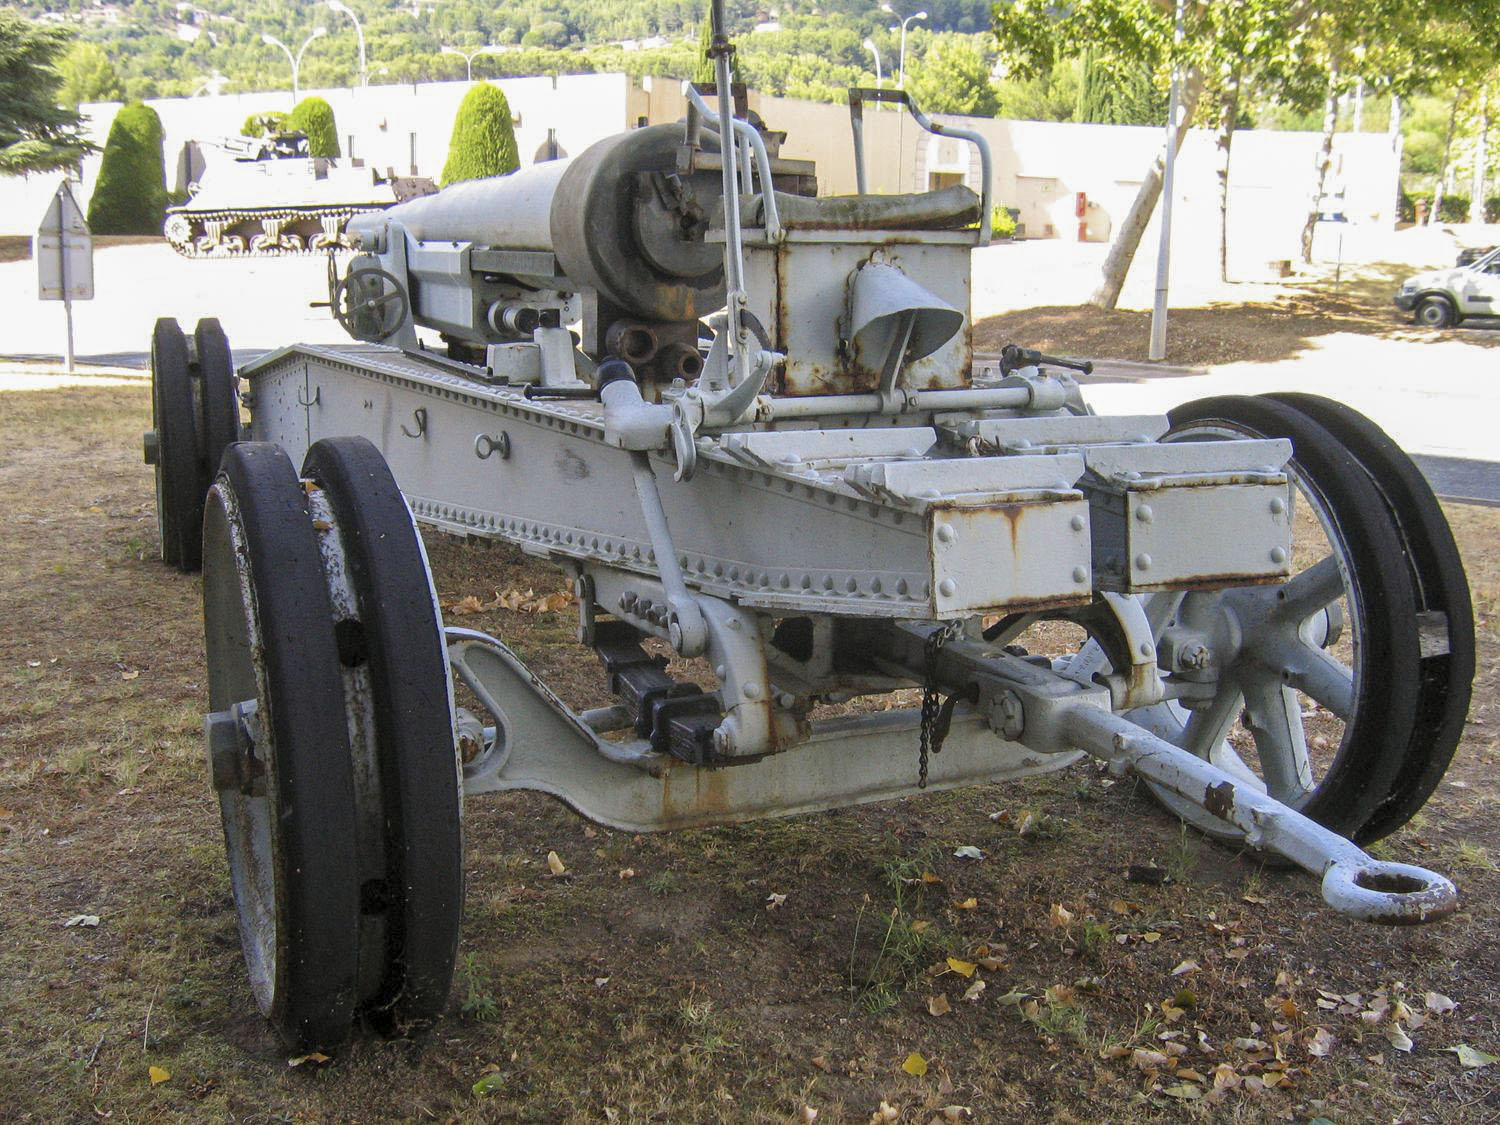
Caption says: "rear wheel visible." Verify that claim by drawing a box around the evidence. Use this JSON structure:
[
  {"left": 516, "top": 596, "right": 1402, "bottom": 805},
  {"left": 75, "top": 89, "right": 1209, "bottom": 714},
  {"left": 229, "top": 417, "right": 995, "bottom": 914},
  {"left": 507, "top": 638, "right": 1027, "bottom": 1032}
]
[{"left": 148, "top": 318, "right": 203, "bottom": 570}]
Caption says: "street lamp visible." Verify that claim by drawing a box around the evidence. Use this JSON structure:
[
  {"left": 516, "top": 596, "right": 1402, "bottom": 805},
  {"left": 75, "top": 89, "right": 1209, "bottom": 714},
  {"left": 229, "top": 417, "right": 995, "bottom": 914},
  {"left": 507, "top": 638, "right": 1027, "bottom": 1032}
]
[
  {"left": 441, "top": 44, "right": 505, "bottom": 83},
  {"left": 326, "top": 0, "right": 367, "bottom": 87},
  {"left": 888, "top": 7, "right": 927, "bottom": 89},
  {"left": 863, "top": 38, "right": 883, "bottom": 90},
  {"left": 262, "top": 27, "right": 327, "bottom": 106}
]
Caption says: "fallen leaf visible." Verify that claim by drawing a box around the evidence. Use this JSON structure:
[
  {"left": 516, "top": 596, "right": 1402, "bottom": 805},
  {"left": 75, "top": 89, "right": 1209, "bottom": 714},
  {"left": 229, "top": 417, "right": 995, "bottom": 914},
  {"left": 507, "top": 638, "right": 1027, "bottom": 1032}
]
[
  {"left": 1109, "top": 899, "right": 1142, "bottom": 915},
  {"left": 976, "top": 956, "right": 1004, "bottom": 971},
  {"left": 1048, "top": 903, "right": 1074, "bottom": 928},
  {"left": 962, "top": 979, "right": 986, "bottom": 1002},
  {"left": 120, "top": 670, "right": 140, "bottom": 681},
  {"left": 910, "top": 919, "right": 932, "bottom": 933},
  {"left": 1131, "top": 1048, "right": 1169, "bottom": 1071},
  {"left": 545, "top": 851, "right": 566, "bottom": 876},
  {"left": 147, "top": 1066, "right": 170, "bottom": 1086},
  {"left": 472, "top": 1071, "right": 506, "bottom": 1097},
  {"left": 766, "top": 893, "right": 787, "bottom": 910},
  {"left": 594, "top": 977, "right": 610, "bottom": 987},
  {"left": 1162, "top": 1084, "right": 1202, "bottom": 1100},
  {"left": 618, "top": 867, "right": 635, "bottom": 880},
  {"left": 799, "top": 1106, "right": 818, "bottom": 1123},
  {"left": 26, "top": 660, "right": 41, "bottom": 668},
  {"left": 1385, "top": 1023, "right": 1413, "bottom": 1053},
  {"left": 945, "top": 957, "right": 976, "bottom": 978},
  {"left": 1445, "top": 1044, "right": 1499, "bottom": 1068},
  {"left": 1425, "top": 992, "right": 1457, "bottom": 1014},
  {"left": 287, "top": 1051, "right": 331, "bottom": 1068},
  {"left": 938, "top": 1107, "right": 973, "bottom": 1121},
  {"left": 953, "top": 845, "right": 983, "bottom": 860},
  {"left": 927, "top": 994, "right": 951, "bottom": 1017},
  {"left": 811, "top": 1055, "right": 831, "bottom": 1073},
  {"left": 1142, "top": 931, "right": 1162, "bottom": 943},
  {"left": 1305, "top": 1027, "right": 1334, "bottom": 1057},
  {"left": 996, "top": 988, "right": 1028, "bottom": 1006},
  {"left": 920, "top": 871, "right": 943, "bottom": 885},
  {"left": 902, "top": 1051, "right": 929, "bottom": 1077},
  {"left": 870, "top": 1100, "right": 901, "bottom": 1124},
  {"left": 955, "top": 897, "right": 977, "bottom": 910},
  {"left": 64, "top": 915, "right": 100, "bottom": 928},
  {"left": 1171, "top": 959, "right": 1200, "bottom": 976}
]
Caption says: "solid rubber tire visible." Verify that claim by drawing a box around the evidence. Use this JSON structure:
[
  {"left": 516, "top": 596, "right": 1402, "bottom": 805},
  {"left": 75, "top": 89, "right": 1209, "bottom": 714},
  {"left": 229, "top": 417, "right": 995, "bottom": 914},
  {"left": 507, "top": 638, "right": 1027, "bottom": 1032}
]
[
  {"left": 1264, "top": 392, "right": 1475, "bottom": 841},
  {"left": 1165, "top": 395, "right": 1423, "bottom": 839},
  {"left": 195, "top": 318, "right": 241, "bottom": 478},
  {"left": 151, "top": 317, "right": 203, "bottom": 570},
  {"left": 301, "top": 437, "right": 462, "bottom": 1032},
  {"left": 203, "top": 442, "right": 361, "bottom": 1050}
]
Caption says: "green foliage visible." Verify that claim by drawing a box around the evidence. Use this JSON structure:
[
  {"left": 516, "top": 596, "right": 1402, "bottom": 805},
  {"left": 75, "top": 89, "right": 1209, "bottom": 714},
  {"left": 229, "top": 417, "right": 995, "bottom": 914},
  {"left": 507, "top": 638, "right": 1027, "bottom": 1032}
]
[
  {"left": 87, "top": 102, "right": 168, "bottom": 234},
  {"left": 907, "top": 33, "right": 997, "bottom": 117},
  {"left": 442, "top": 83, "right": 520, "bottom": 186},
  {"left": 693, "top": 1, "right": 744, "bottom": 86},
  {"left": 287, "top": 97, "right": 339, "bottom": 157},
  {"left": 1398, "top": 188, "right": 1496, "bottom": 223},
  {"left": 58, "top": 42, "right": 126, "bottom": 108},
  {"left": 1076, "top": 51, "right": 1167, "bottom": 125},
  {"left": 991, "top": 205, "right": 1018, "bottom": 238},
  {"left": 0, "top": 12, "right": 95, "bottom": 175},
  {"left": 994, "top": 61, "right": 1081, "bottom": 121},
  {"left": 241, "top": 110, "right": 288, "bottom": 138}
]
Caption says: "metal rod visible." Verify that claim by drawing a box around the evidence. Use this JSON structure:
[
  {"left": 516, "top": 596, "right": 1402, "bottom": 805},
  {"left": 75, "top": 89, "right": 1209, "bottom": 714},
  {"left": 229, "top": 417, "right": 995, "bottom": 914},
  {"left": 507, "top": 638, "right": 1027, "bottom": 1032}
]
[
  {"left": 758, "top": 385, "right": 1033, "bottom": 421},
  {"left": 850, "top": 98, "right": 869, "bottom": 195},
  {"left": 682, "top": 85, "right": 782, "bottom": 241}
]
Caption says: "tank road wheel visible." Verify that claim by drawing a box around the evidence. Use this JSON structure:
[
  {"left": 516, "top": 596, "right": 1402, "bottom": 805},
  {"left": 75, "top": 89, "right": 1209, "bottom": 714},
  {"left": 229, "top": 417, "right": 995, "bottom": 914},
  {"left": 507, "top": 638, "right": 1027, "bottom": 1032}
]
[
  {"left": 299, "top": 436, "right": 462, "bottom": 1033},
  {"left": 1140, "top": 395, "right": 1425, "bottom": 842},
  {"left": 202, "top": 439, "right": 461, "bottom": 1048},
  {"left": 148, "top": 318, "right": 204, "bottom": 570},
  {"left": 202, "top": 443, "right": 361, "bottom": 1050},
  {"left": 1265, "top": 392, "right": 1474, "bottom": 841}
]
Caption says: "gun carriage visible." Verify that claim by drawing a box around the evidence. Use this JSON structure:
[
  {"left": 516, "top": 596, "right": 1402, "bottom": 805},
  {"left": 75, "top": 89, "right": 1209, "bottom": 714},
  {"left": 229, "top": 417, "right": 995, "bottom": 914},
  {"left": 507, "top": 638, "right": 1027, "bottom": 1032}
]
[{"left": 146, "top": 45, "right": 1474, "bottom": 1051}]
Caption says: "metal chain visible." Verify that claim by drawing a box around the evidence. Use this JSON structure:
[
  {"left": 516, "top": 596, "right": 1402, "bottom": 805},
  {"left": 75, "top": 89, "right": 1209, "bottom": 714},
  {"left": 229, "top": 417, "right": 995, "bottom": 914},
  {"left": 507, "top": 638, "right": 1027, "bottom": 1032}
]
[{"left": 918, "top": 620, "right": 964, "bottom": 789}]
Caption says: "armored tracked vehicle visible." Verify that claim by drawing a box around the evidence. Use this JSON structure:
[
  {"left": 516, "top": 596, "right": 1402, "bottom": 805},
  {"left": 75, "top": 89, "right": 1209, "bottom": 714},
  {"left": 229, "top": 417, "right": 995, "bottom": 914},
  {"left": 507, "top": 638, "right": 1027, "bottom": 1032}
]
[{"left": 163, "top": 131, "right": 435, "bottom": 258}]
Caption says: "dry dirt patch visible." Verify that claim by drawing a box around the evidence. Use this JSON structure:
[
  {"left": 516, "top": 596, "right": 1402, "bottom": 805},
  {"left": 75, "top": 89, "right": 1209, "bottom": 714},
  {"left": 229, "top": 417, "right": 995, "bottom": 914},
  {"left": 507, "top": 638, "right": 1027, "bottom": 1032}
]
[{"left": 0, "top": 384, "right": 1497, "bottom": 1122}]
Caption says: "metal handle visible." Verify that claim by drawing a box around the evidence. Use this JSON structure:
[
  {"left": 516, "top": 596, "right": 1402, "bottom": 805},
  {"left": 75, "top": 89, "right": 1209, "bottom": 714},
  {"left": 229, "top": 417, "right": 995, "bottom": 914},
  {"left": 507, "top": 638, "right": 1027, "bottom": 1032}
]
[
  {"left": 681, "top": 84, "right": 783, "bottom": 243},
  {"left": 473, "top": 432, "right": 510, "bottom": 460},
  {"left": 847, "top": 87, "right": 993, "bottom": 246}
]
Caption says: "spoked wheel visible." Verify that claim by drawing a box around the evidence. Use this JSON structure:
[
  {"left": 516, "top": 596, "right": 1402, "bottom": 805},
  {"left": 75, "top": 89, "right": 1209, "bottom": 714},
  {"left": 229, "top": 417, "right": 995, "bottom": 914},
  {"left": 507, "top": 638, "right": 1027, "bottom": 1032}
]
[
  {"left": 148, "top": 318, "right": 202, "bottom": 570},
  {"left": 203, "top": 439, "right": 460, "bottom": 1051},
  {"left": 146, "top": 317, "right": 242, "bottom": 572},
  {"left": 1137, "top": 395, "right": 1425, "bottom": 843},
  {"left": 1264, "top": 392, "right": 1474, "bottom": 841}
]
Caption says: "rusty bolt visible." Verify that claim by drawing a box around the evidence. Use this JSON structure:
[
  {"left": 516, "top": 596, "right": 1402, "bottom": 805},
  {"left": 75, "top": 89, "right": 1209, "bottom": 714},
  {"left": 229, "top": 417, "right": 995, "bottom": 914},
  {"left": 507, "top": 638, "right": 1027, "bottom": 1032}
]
[
  {"left": 1178, "top": 643, "right": 1212, "bottom": 671},
  {"left": 993, "top": 690, "right": 1024, "bottom": 740}
]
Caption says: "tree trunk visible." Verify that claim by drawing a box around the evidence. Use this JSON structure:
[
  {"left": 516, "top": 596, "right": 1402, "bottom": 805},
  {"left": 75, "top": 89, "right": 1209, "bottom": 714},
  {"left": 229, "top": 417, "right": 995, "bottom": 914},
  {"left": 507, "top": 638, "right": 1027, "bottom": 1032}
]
[
  {"left": 1216, "top": 68, "right": 1242, "bottom": 283},
  {"left": 1299, "top": 65, "right": 1340, "bottom": 264},
  {"left": 1471, "top": 88, "right": 1490, "bottom": 224},
  {"left": 1430, "top": 89, "right": 1461, "bottom": 226},
  {"left": 1089, "top": 70, "right": 1203, "bottom": 310}
]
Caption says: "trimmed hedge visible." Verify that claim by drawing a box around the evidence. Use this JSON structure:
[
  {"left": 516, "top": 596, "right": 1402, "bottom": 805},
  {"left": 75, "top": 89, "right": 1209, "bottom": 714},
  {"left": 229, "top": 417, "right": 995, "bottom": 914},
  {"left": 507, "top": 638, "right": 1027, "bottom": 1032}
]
[
  {"left": 86, "top": 102, "right": 168, "bottom": 235},
  {"left": 287, "top": 97, "right": 339, "bottom": 157},
  {"left": 441, "top": 84, "right": 519, "bottom": 186},
  {"left": 241, "top": 110, "right": 289, "bottom": 138},
  {"left": 1399, "top": 188, "right": 1500, "bottom": 224}
]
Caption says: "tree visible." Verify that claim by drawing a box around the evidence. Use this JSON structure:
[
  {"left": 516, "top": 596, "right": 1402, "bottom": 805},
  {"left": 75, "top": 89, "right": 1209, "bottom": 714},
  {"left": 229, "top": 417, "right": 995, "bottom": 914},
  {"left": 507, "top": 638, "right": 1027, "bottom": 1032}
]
[
  {"left": 242, "top": 111, "right": 289, "bottom": 138},
  {"left": 1076, "top": 50, "right": 1166, "bottom": 125},
  {"left": 0, "top": 13, "right": 95, "bottom": 175},
  {"left": 907, "top": 34, "right": 998, "bottom": 117},
  {"left": 58, "top": 42, "right": 126, "bottom": 108},
  {"left": 441, "top": 83, "right": 520, "bottom": 186},
  {"left": 86, "top": 102, "right": 168, "bottom": 235},
  {"left": 693, "top": 0, "right": 744, "bottom": 86},
  {"left": 287, "top": 97, "right": 340, "bottom": 158}
]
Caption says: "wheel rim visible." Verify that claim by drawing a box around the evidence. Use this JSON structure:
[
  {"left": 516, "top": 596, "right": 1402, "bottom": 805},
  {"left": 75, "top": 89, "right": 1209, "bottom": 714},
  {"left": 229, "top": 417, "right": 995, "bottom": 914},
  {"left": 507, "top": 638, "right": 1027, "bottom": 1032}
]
[
  {"left": 203, "top": 443, "right": 361, "bottom": 1050},
  {"left": 1137, "top": 396, "right": 1423, "bottom": 840},
  {"left": 150, "top": 318, "right": 203, "bottom": 570},
  {"left": 195, "top": 318, "right": 240, "bottom": 478}
]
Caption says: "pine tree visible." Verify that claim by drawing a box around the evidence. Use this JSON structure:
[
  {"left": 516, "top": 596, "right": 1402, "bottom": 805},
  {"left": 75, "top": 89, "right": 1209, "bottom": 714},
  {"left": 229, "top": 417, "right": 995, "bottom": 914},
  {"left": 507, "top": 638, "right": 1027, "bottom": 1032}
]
[
  {"left": 86, "top": 102, "right": 168, "bottom": 235},
  {"left": 693, "top": 1, "right": 743, "bottom": 87},
  {"left": 0, "top": 13, "right": 95, "bottom": 174},
  {"left": 287, "top": 97, "right": 340, "bottom": 158},
  {"left": 441, "top": 84, "right": 520, "bottom": 186}
]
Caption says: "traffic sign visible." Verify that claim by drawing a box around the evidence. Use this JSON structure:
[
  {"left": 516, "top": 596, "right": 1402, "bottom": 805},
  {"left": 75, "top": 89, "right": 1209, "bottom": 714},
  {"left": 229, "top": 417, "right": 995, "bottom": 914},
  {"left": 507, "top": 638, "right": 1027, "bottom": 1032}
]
[{"left": 37, "top": 179, "right": 94, "bottom": 301}]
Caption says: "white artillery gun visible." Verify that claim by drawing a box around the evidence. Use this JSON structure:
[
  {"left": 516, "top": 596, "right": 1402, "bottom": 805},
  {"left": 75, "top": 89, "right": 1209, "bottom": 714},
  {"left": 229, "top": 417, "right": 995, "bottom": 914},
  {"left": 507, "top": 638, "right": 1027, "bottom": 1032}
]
[{"left": 146, "top": 29, "right": 1474, "bottom": 1052}]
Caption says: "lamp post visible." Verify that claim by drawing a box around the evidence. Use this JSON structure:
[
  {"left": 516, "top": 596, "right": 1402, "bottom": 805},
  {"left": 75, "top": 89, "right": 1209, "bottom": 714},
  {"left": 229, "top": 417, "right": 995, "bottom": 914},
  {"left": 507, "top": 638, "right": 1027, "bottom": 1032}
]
[
  {"left": 893, "top": 9, "right": 926, "bottom": 89},
  {"left": 863, "top": 38, "right": 883, "bottom": 90},
  {"left": 441, "top": 44, "right": 504, "bottom": 83},
  {"left": 326, "top": 0, "right": 366, "bottom": 87},
  {"left": 262, "top": 27, "right": 327, "bottom": 106}
]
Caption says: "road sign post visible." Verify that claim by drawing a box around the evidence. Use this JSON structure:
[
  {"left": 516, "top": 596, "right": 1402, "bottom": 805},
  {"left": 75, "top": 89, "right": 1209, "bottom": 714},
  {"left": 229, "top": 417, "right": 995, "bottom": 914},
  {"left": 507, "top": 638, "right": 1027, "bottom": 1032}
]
[{"left": 37, "top": 180, "right": 94, "bottom": 373}]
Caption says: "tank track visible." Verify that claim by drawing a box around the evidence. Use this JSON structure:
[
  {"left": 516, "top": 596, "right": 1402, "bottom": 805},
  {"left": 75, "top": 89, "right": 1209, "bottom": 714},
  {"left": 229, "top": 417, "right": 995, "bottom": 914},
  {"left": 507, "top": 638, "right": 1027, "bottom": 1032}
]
[{"left": 163, "top": 205, "right": 391, "bottom": 259}]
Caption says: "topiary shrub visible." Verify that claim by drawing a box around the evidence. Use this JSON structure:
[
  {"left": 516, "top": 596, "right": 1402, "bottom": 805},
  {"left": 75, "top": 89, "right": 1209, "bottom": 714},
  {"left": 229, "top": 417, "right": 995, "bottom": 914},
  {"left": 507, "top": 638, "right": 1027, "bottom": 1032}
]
[
  {"left": 287, "top": 97, "right": 339, "bottom": 157},
  {"left": 86, "top": 101, "right": 168, "bottom": 235},
  {"left": 242, "top": 110, "right": 288, "bottom": 138},
  {"left": 441, "top": 83, "right": 519, "bottom": 186},
  {"left": 991, "top": 205, "right": 1018, "bottom": 238}
]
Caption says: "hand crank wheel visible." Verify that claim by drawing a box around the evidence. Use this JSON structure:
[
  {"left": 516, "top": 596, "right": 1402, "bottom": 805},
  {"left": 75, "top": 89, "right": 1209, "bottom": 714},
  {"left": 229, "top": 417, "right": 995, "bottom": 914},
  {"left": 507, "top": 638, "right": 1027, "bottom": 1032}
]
[
  {"left": 1149, "top": 395, "right": 1424, "bottom": 841},
  {"left": 1264, "top": 392, "right": 1474, "bottom": 841},
  {"left": 300, "top": 436, "right": 462, "bottom": 1034},
  {"left": 149, "top": 317, "right": 204, "bottom": 570},
  {"left": 202, "top": 443, "right": 361, "bottom": 1050}
]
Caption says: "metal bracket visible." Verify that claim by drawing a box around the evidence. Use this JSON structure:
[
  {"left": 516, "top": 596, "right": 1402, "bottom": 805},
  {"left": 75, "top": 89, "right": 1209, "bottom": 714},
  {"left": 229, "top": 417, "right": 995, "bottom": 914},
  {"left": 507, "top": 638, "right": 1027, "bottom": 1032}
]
[{"left": 400, "top": 407, "right": 427, "bottom": 439}]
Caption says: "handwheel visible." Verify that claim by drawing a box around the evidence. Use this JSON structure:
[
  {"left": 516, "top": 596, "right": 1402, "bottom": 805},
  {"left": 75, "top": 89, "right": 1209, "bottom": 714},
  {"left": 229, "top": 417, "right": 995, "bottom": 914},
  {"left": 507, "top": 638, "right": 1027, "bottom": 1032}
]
[
  {"left": 300, "top": 437, "right": 462, "bottom": 1033},
  {"left": 1264, "top": 392, "right": 1474, "bottom": 841},
  {"left": 202, "top": 443, "right": 361, "bottom": 1050},
  {"left": 333, "top": 268, "right": 409, "bottom": 342},
  {"left": 195, "top": 318, "right": 241, "bottom": 479},
  {"left": 148, "top": 318, "right": 204, "bottom": 570},
  {"left": 1142, "top": 395, "right": 1424, "bottom": 841}
]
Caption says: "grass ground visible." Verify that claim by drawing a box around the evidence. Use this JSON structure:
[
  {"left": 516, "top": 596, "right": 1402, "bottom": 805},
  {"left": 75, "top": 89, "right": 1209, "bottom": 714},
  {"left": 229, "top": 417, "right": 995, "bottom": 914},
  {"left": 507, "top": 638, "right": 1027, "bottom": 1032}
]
[{"left": 1, "top": 376, "right": 1497, "bottom": 1121}]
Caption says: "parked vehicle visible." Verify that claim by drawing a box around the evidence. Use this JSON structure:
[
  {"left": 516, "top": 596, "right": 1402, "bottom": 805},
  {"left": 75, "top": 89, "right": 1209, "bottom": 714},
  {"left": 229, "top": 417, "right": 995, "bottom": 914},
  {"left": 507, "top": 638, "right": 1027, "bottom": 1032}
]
[{"left": 1395, "top": 246, "right": 1500, "bottom": 327}]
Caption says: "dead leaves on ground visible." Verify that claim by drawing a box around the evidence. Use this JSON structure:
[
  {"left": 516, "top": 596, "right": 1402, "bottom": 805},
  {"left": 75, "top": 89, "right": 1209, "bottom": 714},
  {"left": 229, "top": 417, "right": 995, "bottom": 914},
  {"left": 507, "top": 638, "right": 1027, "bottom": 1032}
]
[{"left": 440, "top": 586, "right": 575, "bottom": 616}]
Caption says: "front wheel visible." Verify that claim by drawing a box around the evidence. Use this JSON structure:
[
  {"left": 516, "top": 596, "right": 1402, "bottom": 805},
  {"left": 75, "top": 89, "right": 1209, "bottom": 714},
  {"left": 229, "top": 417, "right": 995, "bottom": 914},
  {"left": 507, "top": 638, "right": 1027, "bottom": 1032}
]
[{"left": 1415, "top": 295, "right": 1456, "bottom": 328}]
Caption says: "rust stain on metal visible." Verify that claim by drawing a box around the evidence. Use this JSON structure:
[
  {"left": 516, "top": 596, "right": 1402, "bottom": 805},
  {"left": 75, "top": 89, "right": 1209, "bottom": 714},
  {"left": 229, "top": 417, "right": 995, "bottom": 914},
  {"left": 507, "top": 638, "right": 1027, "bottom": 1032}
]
[
  {"left": 1204, "top": 780, "right": 1235, "bottom": 821},
  {"left": 658, "top": 760, "right": 734, "bottom": 829}
]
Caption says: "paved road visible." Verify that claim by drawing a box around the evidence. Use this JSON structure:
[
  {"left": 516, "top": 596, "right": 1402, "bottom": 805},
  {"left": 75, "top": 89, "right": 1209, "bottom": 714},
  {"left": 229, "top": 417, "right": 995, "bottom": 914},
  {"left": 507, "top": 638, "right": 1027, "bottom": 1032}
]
[{"left": 1412, "top": 455, "right": 1500, "bottom": 506}]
